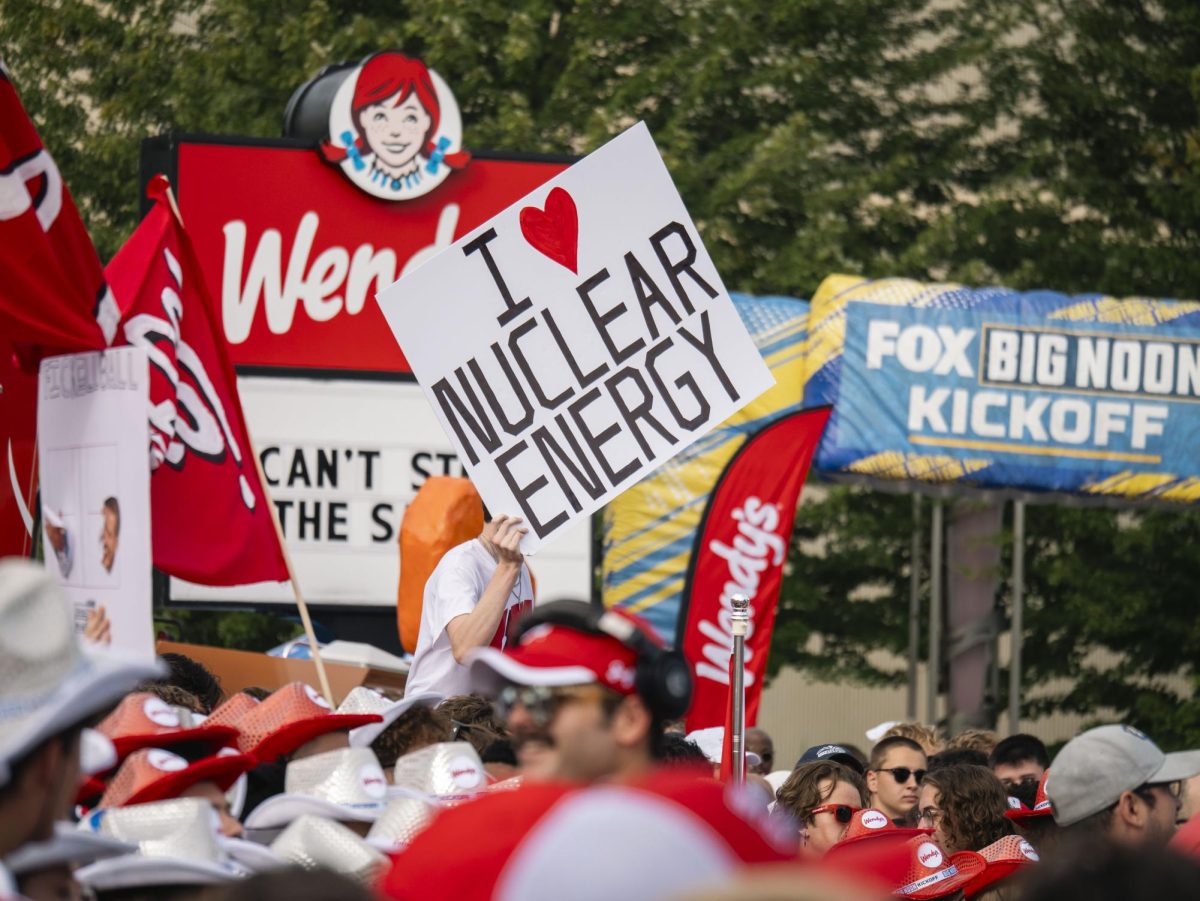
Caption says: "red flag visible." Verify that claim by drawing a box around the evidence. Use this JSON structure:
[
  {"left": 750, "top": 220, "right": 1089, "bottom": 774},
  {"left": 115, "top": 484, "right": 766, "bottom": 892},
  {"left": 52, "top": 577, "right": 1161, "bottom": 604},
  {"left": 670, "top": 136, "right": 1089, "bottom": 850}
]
[
  {"left": 0, "top": 61, "right": 114, "bottom": 351},
  {"left": 107, "top": 177, "right": 288, "bottom": 585},
  {"left": 680, "top": 407, "right": 831, "bottom": 730}
]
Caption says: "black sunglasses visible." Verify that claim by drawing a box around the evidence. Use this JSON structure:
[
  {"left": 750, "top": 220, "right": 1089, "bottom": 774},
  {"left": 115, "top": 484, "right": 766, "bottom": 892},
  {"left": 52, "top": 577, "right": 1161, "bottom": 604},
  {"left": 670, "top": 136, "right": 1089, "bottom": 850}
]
[{"left": 875, "top": 766, "right": 927, "bottom": 785}]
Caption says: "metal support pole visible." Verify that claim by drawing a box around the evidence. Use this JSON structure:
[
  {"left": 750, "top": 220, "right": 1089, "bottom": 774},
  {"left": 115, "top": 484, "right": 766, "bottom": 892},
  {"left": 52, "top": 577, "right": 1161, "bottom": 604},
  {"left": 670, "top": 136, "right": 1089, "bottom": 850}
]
[
  {"left": 927, "top": 501, "right": 944, "bottom": 725},
  {"left": 1008, "top": 501, "right": 1026, "bottom": 732},
  {"left": 907, "top": 495, "right": 922, "bottom": 720},
  {"left": 730, "top": 593, "right": 749, "bottom": 785}
]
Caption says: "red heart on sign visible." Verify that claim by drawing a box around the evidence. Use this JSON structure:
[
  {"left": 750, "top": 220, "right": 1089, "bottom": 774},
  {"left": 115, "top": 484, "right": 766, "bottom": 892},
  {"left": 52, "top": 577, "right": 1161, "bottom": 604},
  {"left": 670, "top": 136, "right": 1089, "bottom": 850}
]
[{"left": 519, "top": 187, "right": 578, "bottom": 273}]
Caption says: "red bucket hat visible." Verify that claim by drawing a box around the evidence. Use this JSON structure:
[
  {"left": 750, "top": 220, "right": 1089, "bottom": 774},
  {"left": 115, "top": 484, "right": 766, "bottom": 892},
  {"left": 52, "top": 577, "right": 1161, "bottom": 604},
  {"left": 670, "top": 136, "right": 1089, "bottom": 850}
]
[
  {"left": 830, "top": 808, "right": 927, "bottom": 849},
  {"left": 96, "top": 693, "right": 239, "bottom": 759},
  {"left": 1005, "top": 770, "right": 1053, "bottom": 822},
  {"left": 962, "top": 834, "right": 1040, "bottom": 898},
  {"left": 98, "top": 747, "right": 256, "bottom": 808},
  {"left": 893, "top": 837, "right": 986, "bottom": 899},
  {"left": 203, "top": 692, "right": 260, "bottom": 731},
  {"left": 233, "top": 682, "right": 382, "bottom": 762}
]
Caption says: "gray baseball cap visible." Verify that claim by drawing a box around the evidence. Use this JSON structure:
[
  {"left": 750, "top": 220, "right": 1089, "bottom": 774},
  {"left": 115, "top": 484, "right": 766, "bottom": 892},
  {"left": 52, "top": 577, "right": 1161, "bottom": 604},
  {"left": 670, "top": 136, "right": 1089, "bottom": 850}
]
[{"left": 1045, "top": 724, "right": 1200, "bottom": 826}]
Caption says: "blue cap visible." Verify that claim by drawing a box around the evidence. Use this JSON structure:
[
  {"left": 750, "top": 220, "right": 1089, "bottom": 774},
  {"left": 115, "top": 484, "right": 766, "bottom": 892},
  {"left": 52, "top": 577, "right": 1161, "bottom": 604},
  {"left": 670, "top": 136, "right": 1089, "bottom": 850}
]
[{"left": 798, "top": 743, "right": 865, "bottom": 774}]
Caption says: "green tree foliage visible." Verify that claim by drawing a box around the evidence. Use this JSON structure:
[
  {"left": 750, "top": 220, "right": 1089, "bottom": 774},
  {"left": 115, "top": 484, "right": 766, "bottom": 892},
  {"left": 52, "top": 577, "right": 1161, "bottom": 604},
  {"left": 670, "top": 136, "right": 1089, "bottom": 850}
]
[{"left": 3, "top": 0, "right": 1198, "bottom": 736}]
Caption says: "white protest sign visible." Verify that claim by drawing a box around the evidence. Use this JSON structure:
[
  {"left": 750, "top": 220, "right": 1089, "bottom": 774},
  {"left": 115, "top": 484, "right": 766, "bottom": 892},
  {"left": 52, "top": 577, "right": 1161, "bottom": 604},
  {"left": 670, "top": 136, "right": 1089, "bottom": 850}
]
[
  {"left": 38, "top": 347, "right": 155, "bottom": 661},
  {"left": 377, "top": 122, "right": 774, "bottom": 552}
]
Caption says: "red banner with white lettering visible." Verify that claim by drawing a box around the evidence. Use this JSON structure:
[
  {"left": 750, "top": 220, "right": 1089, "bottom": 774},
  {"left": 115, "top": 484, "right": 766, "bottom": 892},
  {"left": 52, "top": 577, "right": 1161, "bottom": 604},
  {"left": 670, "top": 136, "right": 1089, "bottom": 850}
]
[
  {"left": 0, "top": 62, "right": 115, "bottom": 352},
  {"left": 108, "top": 178, "right": 288, "bottom": 585},
  {"left": 680, "top": 407, "right": 831, "bottom": 731}
]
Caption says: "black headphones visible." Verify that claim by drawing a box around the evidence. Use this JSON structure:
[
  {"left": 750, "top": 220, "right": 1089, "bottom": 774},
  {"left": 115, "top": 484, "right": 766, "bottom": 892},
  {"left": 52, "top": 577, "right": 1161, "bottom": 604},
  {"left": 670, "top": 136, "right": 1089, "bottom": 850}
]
[{"left": 513, "top": 600, "right": 693, "bottom": 721}]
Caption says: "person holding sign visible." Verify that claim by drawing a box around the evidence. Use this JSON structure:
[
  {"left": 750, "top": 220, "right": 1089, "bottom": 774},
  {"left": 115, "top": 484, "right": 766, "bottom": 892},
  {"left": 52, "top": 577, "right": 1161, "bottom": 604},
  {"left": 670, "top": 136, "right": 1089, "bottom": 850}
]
[{"left": 403, "top": 511, "right": 534, "bottom": 699}]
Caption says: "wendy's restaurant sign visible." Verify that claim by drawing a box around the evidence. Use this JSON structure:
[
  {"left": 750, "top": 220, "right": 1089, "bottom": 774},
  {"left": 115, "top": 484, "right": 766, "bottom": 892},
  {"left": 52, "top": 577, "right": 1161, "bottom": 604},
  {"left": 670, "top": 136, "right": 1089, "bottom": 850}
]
[{"left": 145, "top": 50, "right": 591, "bottom": 608}]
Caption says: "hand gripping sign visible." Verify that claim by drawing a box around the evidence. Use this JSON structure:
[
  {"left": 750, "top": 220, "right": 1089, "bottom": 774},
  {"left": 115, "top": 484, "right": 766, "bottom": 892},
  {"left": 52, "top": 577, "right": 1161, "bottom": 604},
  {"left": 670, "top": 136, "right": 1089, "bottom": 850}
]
[{"left": 376, "top": 124, "right": 774, "bottom": 553}]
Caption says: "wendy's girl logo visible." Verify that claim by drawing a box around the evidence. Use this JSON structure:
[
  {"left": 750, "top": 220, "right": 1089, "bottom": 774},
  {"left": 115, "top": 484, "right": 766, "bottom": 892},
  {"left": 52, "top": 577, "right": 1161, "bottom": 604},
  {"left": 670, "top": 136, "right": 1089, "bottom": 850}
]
[{"left": 320, "top": 51, "right": 470, "bottom": 201}]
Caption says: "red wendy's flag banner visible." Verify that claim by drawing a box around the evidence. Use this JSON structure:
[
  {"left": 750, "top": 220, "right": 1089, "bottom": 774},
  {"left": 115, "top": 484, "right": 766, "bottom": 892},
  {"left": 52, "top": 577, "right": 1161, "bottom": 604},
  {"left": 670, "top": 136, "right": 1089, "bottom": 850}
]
[
  {"left": 679, "top": 407, "right": 832, "bottom": 731},
  {"left": 107, "top": 177, "right": 288, "bottom": 585},
  {"left": 0, "top": 60, "right": 116, "bottom": 350}
]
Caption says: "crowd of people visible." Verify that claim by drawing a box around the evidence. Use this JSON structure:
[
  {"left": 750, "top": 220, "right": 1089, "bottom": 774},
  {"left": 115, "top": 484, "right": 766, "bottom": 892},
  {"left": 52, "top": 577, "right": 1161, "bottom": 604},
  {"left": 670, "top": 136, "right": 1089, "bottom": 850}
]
[{"left": 3, "top": 511, "right": 1200, "bottom": 900}]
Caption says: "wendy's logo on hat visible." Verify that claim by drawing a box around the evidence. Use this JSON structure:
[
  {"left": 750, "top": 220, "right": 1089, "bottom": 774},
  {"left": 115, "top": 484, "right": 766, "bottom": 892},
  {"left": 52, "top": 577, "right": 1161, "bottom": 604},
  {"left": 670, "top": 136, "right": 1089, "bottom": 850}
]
[
  {"left": 319, "top": 50, "right": 469, "bottom": 202},
  {"left": 359, "top": 763, "right": 388, "bottom": 800},
  {"left": 1018, "top": 839, "right": 1039, "bottom": 861},
  {"left": 142, "top": 698, "right": 181, "bottom": 728},
  {"left": 605, "top": 659, "right": 636, "bottom": 691},
  {"left": 917, "top": 842, "right": 944, "bottom": 869},
  {"left": 146, "top": 749, "right": 189, "bottom": 773},
  {"left": 449, "top": 755, "right": 483, "bottom": 790},
  {"left": 861, "top": 810, "right": 889, "bottom": 830},
  {"left": 303, "top": 685, "right": 332, "bottom": 710}
]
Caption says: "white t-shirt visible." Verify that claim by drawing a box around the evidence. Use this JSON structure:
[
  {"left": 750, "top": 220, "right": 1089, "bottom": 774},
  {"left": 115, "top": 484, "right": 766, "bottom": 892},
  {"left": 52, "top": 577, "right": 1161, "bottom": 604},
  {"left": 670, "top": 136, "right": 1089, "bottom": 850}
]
[{"left": 403, "top": 539, "right": 533, "bottom": 698}]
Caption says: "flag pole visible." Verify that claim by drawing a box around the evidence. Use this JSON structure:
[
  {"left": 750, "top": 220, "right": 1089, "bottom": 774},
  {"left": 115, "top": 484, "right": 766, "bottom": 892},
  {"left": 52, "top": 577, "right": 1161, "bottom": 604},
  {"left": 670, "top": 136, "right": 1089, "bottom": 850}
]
[
  {"left": 247, "top": 439, "right": 336, "bottom": 707},
  {"left": 730, "top": 593, "right": 749, "bottom": 785},
  {"left": 162, "top": 183, "right": 336, "bottom": 708}
]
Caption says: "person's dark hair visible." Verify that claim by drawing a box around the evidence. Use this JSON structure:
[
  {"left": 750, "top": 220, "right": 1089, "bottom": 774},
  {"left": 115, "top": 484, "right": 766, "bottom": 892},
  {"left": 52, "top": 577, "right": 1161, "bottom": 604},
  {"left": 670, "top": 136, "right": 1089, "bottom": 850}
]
[
  {"left": 989, "top": 733, "right": 1050, "bottom": 770},
  {"left": 139, "top": 653, "right": 223, "bottom": 713},
  {"left": 1015, "top": 835, "right": 1200, "bottom": 901},
  {"left": 240, "top": 686, "right": 272, "bottom": 701},
  {"left": 923, "top": 764, "right": 1013, "bottom": 853},
  {"left": 776, "top": 761, "right": 869, "bottom": 823},
  {"left": 140, "top": 683, "right": 206, "bottom": 714},
  {"left": 480, "top": 736, "right": 517, "bottom": 766},
  {"left": 438, "top": 694, "right": 509, "bottom": 758},
  {"left": 371, "top": 705, "right": 453, "bottom": 769},
  {"left": 658, "top": 732, "right": 712, "bottom": 768},
  {"left": 216, "top": 866, "right": 376, "bottom": 901},
  {"left": 930, "top": 748, "right": 989, "bottom": 771},
  {"left": 868, "top": 736, "right": 925, "bottom": 770}
]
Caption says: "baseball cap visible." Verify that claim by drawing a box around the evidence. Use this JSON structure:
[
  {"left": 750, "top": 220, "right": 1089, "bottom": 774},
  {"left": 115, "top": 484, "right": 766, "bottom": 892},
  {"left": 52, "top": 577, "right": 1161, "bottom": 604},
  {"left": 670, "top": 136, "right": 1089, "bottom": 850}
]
[
  {"left": 799, "top": 743, "right": 866, "bottom": 774},
  {"left": 467, "top": 622, "right": 641, "bottom": 696},
  {"left": 1045, "top": 724, "right": 1200, "bottom": 826}
]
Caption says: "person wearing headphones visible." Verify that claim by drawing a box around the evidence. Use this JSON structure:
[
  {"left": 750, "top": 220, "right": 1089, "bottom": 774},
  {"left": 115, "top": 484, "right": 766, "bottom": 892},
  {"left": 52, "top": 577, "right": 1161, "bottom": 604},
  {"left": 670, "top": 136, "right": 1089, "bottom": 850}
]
[{"left": 466, "top": 600, "right": 693, "bottom": 783}]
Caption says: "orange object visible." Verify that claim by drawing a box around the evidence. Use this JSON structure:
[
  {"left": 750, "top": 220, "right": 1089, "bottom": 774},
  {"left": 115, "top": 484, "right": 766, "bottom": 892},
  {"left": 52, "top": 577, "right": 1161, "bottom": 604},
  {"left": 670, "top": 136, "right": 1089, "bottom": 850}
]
[{"left": 397, "top": 477, "right": 485, "bottom": 653}]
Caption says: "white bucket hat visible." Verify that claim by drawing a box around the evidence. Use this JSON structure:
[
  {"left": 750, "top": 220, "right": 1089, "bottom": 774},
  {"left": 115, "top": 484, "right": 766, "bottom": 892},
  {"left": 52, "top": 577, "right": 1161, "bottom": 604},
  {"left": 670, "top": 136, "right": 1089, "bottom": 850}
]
[
  {"left": 367, "top": 792, "right": 442, "bottom": 852},
  {"left": 0, "top": 560, "right": 163, "bottom": 786},
  {"left": 270, "top": 815, "right": 387, "bottom": 886},
  {"left": 5, "top": 822, "right": 133, "bottom": 876},
  {"left": 337, "top": 686, "right": 445, "bottom": 748},
  {"left": 242, "top": 746, "right": 389, "bottom": 840},
  {"left": 684, "top": 727, "right": 762, "bottom": 769},
  {"left": 75, "top": 797, "right": 248, "bottom": 890},
  {"left": 390, "top": 741, "right": 487, "bottom": 800}
]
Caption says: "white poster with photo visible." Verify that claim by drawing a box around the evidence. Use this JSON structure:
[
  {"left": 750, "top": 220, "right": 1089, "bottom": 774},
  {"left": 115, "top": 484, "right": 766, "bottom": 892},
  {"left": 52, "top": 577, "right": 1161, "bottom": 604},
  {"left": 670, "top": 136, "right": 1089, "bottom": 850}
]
[
  {"left": 376, "top": 122, "right": 774, "bottom": 553},
  {"left": 38, "top": 347, "right": 155, "bottom": 661}
]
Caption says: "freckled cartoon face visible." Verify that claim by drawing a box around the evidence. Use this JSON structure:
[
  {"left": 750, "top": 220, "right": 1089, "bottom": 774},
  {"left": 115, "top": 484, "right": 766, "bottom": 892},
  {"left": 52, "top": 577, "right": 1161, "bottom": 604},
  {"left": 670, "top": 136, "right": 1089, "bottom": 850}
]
[{"left": 360, "top": 91, "right": 432, "bottom": 172}]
